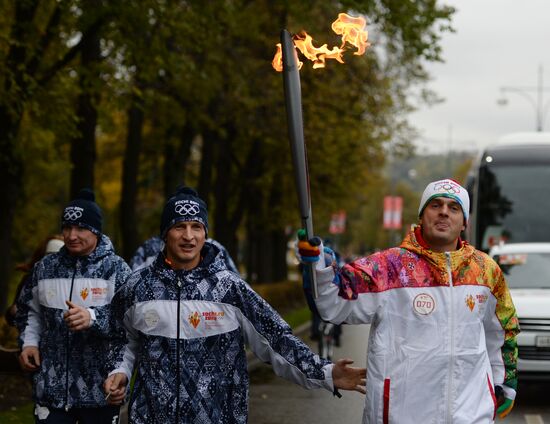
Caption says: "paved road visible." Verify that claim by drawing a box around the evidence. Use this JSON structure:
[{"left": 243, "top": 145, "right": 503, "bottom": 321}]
[
  {"left": 249, "top": 323, "right": 550, "bottom": 423},
  {"left": 249, "top": 323, "right": 369, "bottom": 423}
]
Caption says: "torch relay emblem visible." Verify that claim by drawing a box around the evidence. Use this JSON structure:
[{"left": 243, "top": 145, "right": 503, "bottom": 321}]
[
  {"left": 80, "top": 287, "right": 89, "bottom": 301},
  {"left": 465, "top": 294, "right": 475, "bottom": 311},
  {"left": 188, "top": 311, "right": 201, "bottom": 329}
]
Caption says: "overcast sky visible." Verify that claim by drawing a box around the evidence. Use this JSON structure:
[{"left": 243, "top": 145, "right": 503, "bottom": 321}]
[{"left": 409, "top": 0, "right": 550, "bottom": 154}]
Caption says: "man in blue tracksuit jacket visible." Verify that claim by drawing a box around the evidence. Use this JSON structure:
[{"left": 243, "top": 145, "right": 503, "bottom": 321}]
[
  {"left": 104, "top": 186, "right": 366, "bottom": 423},
  {"left": 17, "top": 189, "right": 131, "bottom": 424}
]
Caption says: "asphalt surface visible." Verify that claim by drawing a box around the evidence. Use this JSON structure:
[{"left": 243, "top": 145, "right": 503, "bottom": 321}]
[{"left": 248, "top": 323, "right": 369, "bottom": 423}]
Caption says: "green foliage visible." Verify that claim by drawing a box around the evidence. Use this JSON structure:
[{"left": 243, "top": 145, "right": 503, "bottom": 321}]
[
  {"left": 253, "top": 280, "right": 306, "bottom": 313},
  {"left": 0, "top": 402, "right": 33, "bottom": 423},
  {"left": 1, "top": 0, "right": 456, "bottom": 288},
  {"left": 282, "top": 306, "right": 311, "bottom": 329}
]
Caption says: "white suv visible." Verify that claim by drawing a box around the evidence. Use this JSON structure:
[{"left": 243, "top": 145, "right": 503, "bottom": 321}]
[{"left": 490, "top": 243, "right": 550, "bottom": 379}]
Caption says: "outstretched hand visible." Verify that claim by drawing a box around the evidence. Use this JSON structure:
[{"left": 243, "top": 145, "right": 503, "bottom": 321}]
[{"left": 332, "top": 358, "right": 366, "bottom": 394}]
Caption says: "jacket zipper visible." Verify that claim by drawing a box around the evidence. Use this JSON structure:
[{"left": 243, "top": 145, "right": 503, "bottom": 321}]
[
  {"left": 65, "top": 261, "right": 78, "bottom": 411},
  {"left": 176, "top": 277, "right": 182, "bottom": 422},
  {"left": 445, "top": 252, "right": 454, "bottom": 424}
]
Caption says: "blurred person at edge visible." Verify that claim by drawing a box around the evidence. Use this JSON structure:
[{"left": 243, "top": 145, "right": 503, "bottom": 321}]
[
  {"left": 297, "top": 179, "right": 519, "bottom": 423},
  {"left": 5, "top": 235, "right": 64, "bottom": 327},
  {"left": 16, "top": 189, "right": 131, "bottom": 424},
  {"left": 104, "top": 186, "right": 366, "bottom": 424}
]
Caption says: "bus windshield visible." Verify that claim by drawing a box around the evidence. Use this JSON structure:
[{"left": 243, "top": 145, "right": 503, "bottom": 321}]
[{"left": 477, "top": 163, "right": 550, "bottom": 248}]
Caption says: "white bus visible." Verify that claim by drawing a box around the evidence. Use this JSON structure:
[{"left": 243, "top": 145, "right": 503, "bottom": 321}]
[{"left": 466, "top": 132, "right": 550, "bottom": 251}]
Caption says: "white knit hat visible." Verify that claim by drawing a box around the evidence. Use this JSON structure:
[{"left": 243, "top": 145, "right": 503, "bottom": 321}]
[{"left": 418, "top": 179, "right": 469, "bottom": 222}]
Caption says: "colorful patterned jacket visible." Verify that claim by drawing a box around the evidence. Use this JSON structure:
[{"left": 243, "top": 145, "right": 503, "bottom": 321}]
[
  {"left": 16, "top": 235, "right": 131, "bottom": 409},
  {"left": 110, "top": 242, "right": 333, "bottom": 424},
  {"left": 315, "top": 227, "right": 519, "bottom": 424}
]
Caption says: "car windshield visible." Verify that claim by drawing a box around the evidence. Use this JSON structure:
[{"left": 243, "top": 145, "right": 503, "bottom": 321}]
[{"left": 494, "top": 252, "right": 550, "bottom": 288}]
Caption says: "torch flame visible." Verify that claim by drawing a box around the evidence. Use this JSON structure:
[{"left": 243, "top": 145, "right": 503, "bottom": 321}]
[
  {"left": 272, "top": 43, "right": 303, "bottom": 72},
  {"left": 332, "top": 13, "right": 370, "bottom": 56},
  {"left": 272, "top": 12, "right": 370, "bottom": 72},
  {"left": 293, "top": 32, "right": 344, "bottom": 69}
]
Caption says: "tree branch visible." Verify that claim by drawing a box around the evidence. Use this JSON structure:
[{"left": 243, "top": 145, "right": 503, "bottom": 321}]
[
  {"left": 26, "top": 4, "right": 62, "bottom": 78},
  {"left": 37, "top": 13, "right": 108, "bottom": 86}
]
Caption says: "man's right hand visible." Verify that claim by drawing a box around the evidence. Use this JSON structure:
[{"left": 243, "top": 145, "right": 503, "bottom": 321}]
[
  {"left": 296, "top": 229, "right": 324, "bottom": 266},
  {"left": 104, "top": 373, "right": 128, "bottom": 405},
  {"left": 19, "top": 346, "right": 40, "bottom": 371}
]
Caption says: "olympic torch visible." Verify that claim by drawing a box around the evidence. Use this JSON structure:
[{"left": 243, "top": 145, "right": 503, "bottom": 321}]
[{"left": 280, "top": 29, "right": 319, "bottom": 298}]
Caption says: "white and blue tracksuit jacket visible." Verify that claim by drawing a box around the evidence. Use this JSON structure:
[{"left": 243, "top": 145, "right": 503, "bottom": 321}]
[
  {"left": 111, "top": 242, "right": 333, "bottom": 423},
  {"left": 16, "top": 235, "right": 131, "bottom": 409}
]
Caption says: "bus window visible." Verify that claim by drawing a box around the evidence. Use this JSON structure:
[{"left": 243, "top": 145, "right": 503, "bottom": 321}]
[{"left": 477, "top": 163, "right": 550, "bottom": 250}]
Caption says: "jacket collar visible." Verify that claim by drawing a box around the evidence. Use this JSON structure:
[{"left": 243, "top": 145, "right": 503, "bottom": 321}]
[{"left": 401, "top": 226, "right": 474, "bottom": 272}]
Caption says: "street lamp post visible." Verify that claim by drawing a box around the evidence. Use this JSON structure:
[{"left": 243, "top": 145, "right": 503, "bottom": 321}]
[{"left": 498, "top": 64, "right": 550, "bottom": 131}]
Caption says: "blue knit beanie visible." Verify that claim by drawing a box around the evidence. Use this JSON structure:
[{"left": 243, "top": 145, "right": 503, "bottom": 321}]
[
  {"left": 61, "top": 188, "right": 103, "bottom": 235},
  {"left": 160, "top": 187, "right": 208, "bottom": 238}
]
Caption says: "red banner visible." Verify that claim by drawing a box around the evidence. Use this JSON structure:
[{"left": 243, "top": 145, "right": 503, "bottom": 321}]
[
  {"left": 329, "top": 210, "right": 347, "bottom": 234},
  {"left": 383, "top": 196, "right": 403, "bottom": 229}
]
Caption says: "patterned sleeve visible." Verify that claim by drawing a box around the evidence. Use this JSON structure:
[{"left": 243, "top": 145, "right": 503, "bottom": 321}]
[
  {"left": 107, "top": 271, "right": 141, "bottom": 379},
  {"left": 15, "top": 264, "right": 43, "bottom": 348},
  {"left": 314, "top": 255, "right": 387, "bottom": 325},
  {"left": 231, "top": 277, "right": 333, "bottom": 392},
  {"left": 484, "top": 264, "right": 519, "bottom": 394},
  {"left": 88, "top": 258, "right": 132, "bottom": 338}
]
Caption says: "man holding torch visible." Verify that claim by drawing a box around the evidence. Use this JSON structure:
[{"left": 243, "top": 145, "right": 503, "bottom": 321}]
[{"left": 297, "top": 179, "right": 519, "bottom": 423}]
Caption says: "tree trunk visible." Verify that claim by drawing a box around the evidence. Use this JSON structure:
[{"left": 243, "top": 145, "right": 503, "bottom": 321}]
[
  {"left": 163, "top": 123, "right": 195, "bottom": 200},
  {"left": 214, "top": 135, "right": 264, "bottom": 274},
  {"left": 120, "top": 93, "right": 144, "bottom": 260},
  {"left": 0, "top": 111, "right": 24, "bottom": 310},
  {"left": 0, "top": 1, "right": 39, "bottom": 309},
  {"left": 69, "top": 11, "right": 101, "bottom": 197},
  {"left": 267, "top": 180, "right": 288, "bottom": 282},
  {"left": 197, "top": 128, "right": 215, "bottom": 205},
  {"left": 212, "top": 127, "right": 233, "bottom": 247},
  {"left": 245, "top": 180, "right": 289, "bottom": 284},
  {"left": 242, "top": 139, "right": 265, "bottom": 283}
]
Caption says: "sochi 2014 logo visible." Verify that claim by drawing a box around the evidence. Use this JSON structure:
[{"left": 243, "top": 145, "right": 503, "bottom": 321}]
[
  {"left": 465, "top": 294, "right": 475, "bottom": 311},
  {"left": 80, "top": 287, "right": 89, "bottom": 301},
  {"left": 188, "top": 311, "right": 201, "bottom": 328}
]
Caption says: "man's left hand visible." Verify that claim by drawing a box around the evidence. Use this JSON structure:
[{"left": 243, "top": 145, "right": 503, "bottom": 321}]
[
  {"left": 332, "top": 358, "right": 366, "bottom": 394},
  {"left": 64, "top": 300, "right": 91, "bottom": 331},
  {"left": 497, "top": 398, "right": 514, "bottom": 419}
]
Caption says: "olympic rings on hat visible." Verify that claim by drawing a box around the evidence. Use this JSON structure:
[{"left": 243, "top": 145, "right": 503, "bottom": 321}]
[
  {"left": 63, "top": 209, "right": 83, "bottom": 221},
  {"left": 175, "top": 203, "right": 200, "bottom": 216}
]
